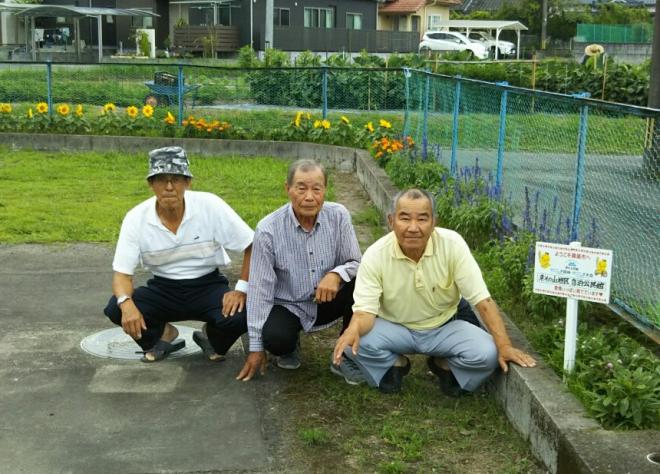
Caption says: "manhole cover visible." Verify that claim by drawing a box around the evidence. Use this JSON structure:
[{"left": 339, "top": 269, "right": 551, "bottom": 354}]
[{"left": 80, "top": 325, "right": 201, "bottom": 360}]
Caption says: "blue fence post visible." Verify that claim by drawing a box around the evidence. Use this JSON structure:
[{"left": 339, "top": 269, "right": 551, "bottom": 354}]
[
  {"left": 177, "top": 65, "right": 184, "bottom": 127},
  {"left": 322, "top": 66, "right": 328, "bottom": 119},
  {"left": 496, "top": 81, "right": 509, "bottom": 194},
  {"left": 571, "top": 92, "right": 590, "bottom": 241},
  {"left": 422, "top": 71, "right": 430, "bottom": 161},
  {"left": 450, "top": 75, "right": 462, "bottom": 177},
  {"left": 402, "top": 67, "right": 411, "bottom": 140},
  {"left": 46, "top": 61, "right": 53, "bottom": 119}
]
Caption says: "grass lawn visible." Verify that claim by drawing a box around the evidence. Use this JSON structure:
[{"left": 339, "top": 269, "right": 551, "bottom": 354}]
[
  {"left": 0, "top": 149, "right": 543, "bottom": 472},
  {"left": 0, "top": 149, "right": 298, "bottom": 243}
]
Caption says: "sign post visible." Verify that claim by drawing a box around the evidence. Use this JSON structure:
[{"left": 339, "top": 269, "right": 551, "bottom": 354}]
[{"left": 533, "top": 241, "right": 613, "bottom": 375}]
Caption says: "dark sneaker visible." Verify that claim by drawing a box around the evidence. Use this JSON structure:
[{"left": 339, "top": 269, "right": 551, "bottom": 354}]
[
  {"left": 427, "top": 357, "right": 469, "bottom": 398},
  {"left": 378, "top": 356, "right": 411, "bottom": 394},
  {"left": 277, "top": 346, "right": 301, "bottom": 370},
  {"left": 330, "top": 357, "right": 366, "bottom": 386}
]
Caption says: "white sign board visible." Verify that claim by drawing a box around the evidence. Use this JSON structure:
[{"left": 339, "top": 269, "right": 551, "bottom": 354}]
[{"left": 533, "top": 242, "right": 613, "bottom": 304}]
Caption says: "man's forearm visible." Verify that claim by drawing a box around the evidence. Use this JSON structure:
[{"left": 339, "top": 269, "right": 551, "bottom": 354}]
[
  {"left": 349, "top": 310, "right": 376, "bottom": 336},
  {"left": 112, "top": 272, "right": 134, "bottom": 297},
  {"left": 240, "top": 244, "right": 252, "bottom": 282},
  {"left": 476, "top": 297, "right": 512, "bottom": 350}
]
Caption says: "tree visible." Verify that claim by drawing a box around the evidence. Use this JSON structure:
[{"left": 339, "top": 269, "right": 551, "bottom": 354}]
[{"left": 593, "top": 4, "right": 651, "bottom": 25}]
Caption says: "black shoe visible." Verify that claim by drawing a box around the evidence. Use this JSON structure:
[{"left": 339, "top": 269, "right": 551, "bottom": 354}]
[
  {"left": 427, "top": 357, "right": 469, "bottom": 398},
  {"left": 378, "top": 356, "right": 411, "bottom": 394}
]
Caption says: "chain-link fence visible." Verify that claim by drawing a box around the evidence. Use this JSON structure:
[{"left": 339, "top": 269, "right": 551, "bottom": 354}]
[
  {"left": 404, "top": 68, "right": 659, "bottom": 331},
  {"left": 0, "top": 61, "right": 658, "bottom": 330}
]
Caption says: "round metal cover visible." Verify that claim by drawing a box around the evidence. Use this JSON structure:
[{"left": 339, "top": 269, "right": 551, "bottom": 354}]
[{"left": 80, "top": 325, "right": 201, "bottom": 360}]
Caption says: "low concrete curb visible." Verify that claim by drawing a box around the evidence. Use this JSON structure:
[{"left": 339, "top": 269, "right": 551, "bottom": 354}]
[
  {"left": 6, "top": 134, "right": 658, "bottom": 473},
  {"left": 355, "top": 151, "right": 660, "bottom": 474}
]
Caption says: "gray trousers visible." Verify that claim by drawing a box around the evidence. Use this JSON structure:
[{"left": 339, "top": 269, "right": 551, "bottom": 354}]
[{"left": 346, "top": 318, "right": 499, "bottom": 391}]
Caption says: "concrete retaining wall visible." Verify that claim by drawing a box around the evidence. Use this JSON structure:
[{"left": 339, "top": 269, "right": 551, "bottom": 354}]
[{"left": 5, "top": 132, "right": 659, "bottom": 473}]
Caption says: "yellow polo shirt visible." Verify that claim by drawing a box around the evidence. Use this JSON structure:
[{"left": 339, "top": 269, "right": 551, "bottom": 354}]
[{"left": 352, "top": 228, "right": 490, "bottom": 330}]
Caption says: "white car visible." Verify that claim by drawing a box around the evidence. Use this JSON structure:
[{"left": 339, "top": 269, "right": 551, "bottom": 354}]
[
  {"left": 418, "top": 31, "right": 488, "bottom": 60},
  {"left": 466, "top": 31, "right": 516, "bottom": 58}
]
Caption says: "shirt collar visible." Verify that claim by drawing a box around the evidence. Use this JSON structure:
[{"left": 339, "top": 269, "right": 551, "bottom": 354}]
[
  {"left": 147, "top": 192, "right": 192, "bottom": 228},
  {"left": 391, "top": 231, "right": 435, "bottom": 261},
  {"left": 287, "top": 202, "right": 327, "bottom": 232}
]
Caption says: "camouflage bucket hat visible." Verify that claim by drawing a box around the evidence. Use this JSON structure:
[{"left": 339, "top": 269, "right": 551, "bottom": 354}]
[{"left": 147, "top": 146, "right": 193, "bottom": 179}]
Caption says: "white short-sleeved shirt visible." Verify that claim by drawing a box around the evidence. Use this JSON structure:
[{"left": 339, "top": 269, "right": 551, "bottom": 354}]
[{"left": 112, "top": 190, "right": 254, "bottom": 280}]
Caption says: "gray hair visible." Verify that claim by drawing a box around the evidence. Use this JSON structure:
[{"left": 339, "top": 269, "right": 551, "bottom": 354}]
[
  {"left": 389, "top": 188, "right": 436, "bottom": 217},
  {"left": 287, "top": 159, "right": 327, "bottom": 186}
]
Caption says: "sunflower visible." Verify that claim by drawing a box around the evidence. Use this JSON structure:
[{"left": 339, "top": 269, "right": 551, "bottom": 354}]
[
  {"left": 126, "top": 106, "right": 139, "bottom": 119},
  {"left": 365, "top": 122, "right": 374, "bottom": 133},
  {"left": 340, "top": 116, "right": 350, "bottom": 125},
  {"left": 0, "top": 103, "right": 11, "bottom": 114},
  {"left": 142, "top": 105, "right": 154, "bottom": 118},
  {"left": 294, "top": 111, "right": 303, "bottom": 128},
  {"left": 320, "top": 119, "right": 330, "bottom": 129},
  {"left": 164, "top": 111, "right": 176, "bottom": 125},
  {"left": 379, "top": 119, "right": 392, "bottom": 129},
  {"left": 27, "top": 108, "right": 33, "bottom": 119},
  {"left": 75, "top": 105, "right": 83, "bottom": 117},
  {"left": 313, "top": 120, "right": 322, "bottom": 129},
  {"left": 56, "top": 104, "right": 70, "bottom": 116},
  {"left": 36, "top": 102, "right": 48, "bottom": 114},
  {"left": 103, "top": 103, "right": 116, "bottom": 113}
]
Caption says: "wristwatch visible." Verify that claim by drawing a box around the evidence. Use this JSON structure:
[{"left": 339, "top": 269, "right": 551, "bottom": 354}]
[{"left": 116, "top": 295, "right": 131, "bottom": 306}]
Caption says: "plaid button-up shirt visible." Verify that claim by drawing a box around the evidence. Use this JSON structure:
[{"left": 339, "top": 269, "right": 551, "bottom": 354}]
[{"left": 247, "top": 202, "right": 361, "bottom": 351}]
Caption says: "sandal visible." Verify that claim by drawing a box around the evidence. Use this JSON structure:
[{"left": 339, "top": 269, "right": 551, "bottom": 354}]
[
  {"left": 192, "top": 331, "right": 225, "bottom": 361},
  {"left": 138, "top": 338, "right": 185, "bottom": 363}
]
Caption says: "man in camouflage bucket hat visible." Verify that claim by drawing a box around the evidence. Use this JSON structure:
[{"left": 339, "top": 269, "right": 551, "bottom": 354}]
[{"left": 103, "top": 146, "right": 254, "bottom": 362}]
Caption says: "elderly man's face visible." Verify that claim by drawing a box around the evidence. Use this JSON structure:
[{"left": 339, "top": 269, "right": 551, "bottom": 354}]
[
  {"left": 149, "top": 174, "right": 190, "bottom": 212},
  {"left": 286, "top": 167, "right": 326, "bottom": 222},
  {"left": 388, "top": 195, "right": 435, "bottom": 260}
]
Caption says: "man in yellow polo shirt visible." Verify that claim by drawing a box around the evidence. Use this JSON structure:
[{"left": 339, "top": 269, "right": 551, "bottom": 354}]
[{"left": 332, "top": 188, "right": 536, "bottom": 395}]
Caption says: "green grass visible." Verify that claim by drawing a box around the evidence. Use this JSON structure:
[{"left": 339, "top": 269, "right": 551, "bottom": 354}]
[
  {"left": 0, "top": 149, "right": 295, "bottom": 243},
  {"left": 282, "top": 331, "right": 541, "bottom": 473}
]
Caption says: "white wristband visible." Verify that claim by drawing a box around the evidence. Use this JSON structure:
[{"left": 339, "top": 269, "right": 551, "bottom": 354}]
[{"left": 235, "top": 279, "right": 248, "bottom": 293}]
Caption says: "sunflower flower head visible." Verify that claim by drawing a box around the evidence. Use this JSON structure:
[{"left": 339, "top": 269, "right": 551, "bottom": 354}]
[
  {"left": 36, "top": 102, "right": 48, "bottom": 114},
  {"left": 365, "top": 121, "right": 374, "bottom": 133},
  {"left": 103, "top": 103, "right": 116, "bottom": 114},
  {"left": 164, "top": 111, "right": 176, "bottom": 125},
  {"left": 340, "top": 116, "right": 350, "bottom": 125},
  {"left": 321, "top": 119, "right": 331, "bottom": 130},
  {"left": 313, "top": 120, "right": 322, "bottom": 129},
  {"left": 75, "top": 105, "right": 83, "bottom": 117},
  {"left": 379, "top": 119, "right": 392, "bottom": 129},
  {"left": 56, "top": 104, "right": 70, "bottom": 116},
  {"left": 27, "top": 108, "right": 34, "bottom": 119},
  {"left": 0, "top": 103, "right": 12, "bottom": 114},
  {"left": 294, "top": 111, "right": 303, "bottom": 128},
  {"left": 142, "top": 104, "right": 154, "bottom": 118},
  {"left": 126, "top": 106, "right": 139, "bottom": 119}
]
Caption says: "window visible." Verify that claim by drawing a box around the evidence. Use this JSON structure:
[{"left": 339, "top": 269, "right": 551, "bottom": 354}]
[
  {"left": 346, "top": 12, "right": 362, "bottom": 30},
  {"left": 304, "top": 7, "right": 334, "bottom": 28},
  {"left": 427, "top": 15, "right": 443, "bottom": 31},
  {"left": 132, "top": 10, "right": 154, "bottom": 28},
  {"left": 274, "top": 8, "right": 290, "bottom": 27}
]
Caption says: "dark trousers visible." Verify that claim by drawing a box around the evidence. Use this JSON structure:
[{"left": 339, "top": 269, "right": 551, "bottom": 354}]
[
  {"left": 263, "top": 279, "right": 355, "bottom": 356},
  {"left": 452, "top": 297, "right": 483, "bottom": 328},
  {"left": 103, "top": 270, "right": 247, "bottom": 355}
]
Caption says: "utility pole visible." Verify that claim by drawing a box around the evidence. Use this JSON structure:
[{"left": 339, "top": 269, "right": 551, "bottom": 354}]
[
  {"left": 541, "top": 0, "right": 548, "bottom": 50},
  {"left": 643, "top": 0, "right": 659, "bottom": 178}
]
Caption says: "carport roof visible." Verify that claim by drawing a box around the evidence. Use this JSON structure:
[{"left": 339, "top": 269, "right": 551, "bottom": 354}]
[
  {"left": 429, "top": 20, "right": 528, "bottom": 31},
  {"left": 0, "top": 4, "right": 158, "bottom": 18}
]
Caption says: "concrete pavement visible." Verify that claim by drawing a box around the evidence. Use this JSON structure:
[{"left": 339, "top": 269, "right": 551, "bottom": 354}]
[{"left": 0, "top": 244, "right": 271, "bottom": 473}]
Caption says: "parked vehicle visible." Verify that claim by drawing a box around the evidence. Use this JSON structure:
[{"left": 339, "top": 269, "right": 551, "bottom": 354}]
[
  {"left": 466, "top": 31, "right": 516, "bottom": 58},
  {"left": 418, "top": 31, "right": 488, "bottom": 59}
]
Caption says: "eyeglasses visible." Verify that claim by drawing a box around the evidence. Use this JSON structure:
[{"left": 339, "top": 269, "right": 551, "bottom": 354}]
[{"left": 152, "top": 174, "right": 187, "bottom": 185}]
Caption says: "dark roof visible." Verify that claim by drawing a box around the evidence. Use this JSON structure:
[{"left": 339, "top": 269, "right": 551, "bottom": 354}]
[{"left": 455, "top": 0, "right": 523, "bottom": 12}]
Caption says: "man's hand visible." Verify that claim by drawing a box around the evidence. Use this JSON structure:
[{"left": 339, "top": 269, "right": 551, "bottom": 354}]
[
  {"left": 497, "top": 344, "right": 537, "bottom": 373},
  {"left": 332, "top": 326, "right": 361, "bottom": 365},
  {"left": 222, "top": 290, "right": 246, "bottom": 317},
  {"left": 315, "top": 272, "right": 342, "bottom": 304},
  {"left": 120, "top": 301, "right": 147, "bottom": 340},
  {"left": 236, "top": 351, "right": 267, "bottom": 381}
]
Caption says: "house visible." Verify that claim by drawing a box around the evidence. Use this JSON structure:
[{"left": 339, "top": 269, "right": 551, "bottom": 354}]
[{"left": 378, "top": 0, "right": 462, "bottom": 38}]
